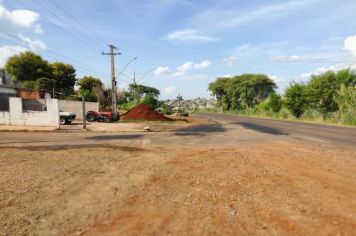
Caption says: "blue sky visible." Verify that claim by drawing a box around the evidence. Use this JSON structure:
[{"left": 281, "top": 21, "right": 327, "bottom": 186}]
[{"left": 1, "top": 0, "right": 356, "bottom": 99}]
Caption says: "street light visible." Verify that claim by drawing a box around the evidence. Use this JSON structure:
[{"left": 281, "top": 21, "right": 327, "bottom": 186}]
[{"left": 117, "top": 57, "right": 138, "bottom": 79}]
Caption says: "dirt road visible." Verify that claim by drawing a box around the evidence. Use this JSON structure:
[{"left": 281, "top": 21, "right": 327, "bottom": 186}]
[{"left": 1, "top": 114, "right": 355, "bottom": 235}]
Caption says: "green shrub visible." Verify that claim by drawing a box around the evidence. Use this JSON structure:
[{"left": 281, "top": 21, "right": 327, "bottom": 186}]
[
  {"left": 278, "top": 107, "right": 292, "bottom": 119},
  {"left": 300, "top": 109, "right": 324, "bottom": 121},
  {"left": 141, "top": 95, "right": 158, "bottom": 109},
  {"left": 268, "top": 93, "right": 282, "bottom": 112},
  {"left": 285, "top": 83, "right": 308, "bottom": 117},
  {"left": 80, "top": 90, "right": 98, "bottom": 102},
  {"left": 22, "top": 80, "right": 37, "bottom": 89}
]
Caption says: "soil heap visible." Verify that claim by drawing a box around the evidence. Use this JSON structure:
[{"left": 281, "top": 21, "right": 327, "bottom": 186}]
[{"left": 122, "top": 104, "right": 171, "bottom": 121}]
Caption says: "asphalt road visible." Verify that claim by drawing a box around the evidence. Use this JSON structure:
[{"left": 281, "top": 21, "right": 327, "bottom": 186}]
[
  {"left": 196, "top": 112, "right": 356, "bottom": 148},
  {"left": 1, "top": 113, "right": 355, "bottom": 149}
]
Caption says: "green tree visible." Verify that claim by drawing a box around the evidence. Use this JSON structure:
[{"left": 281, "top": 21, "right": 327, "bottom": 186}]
[
  {"left": 50, "top": 62, "right": 76, "bottom": 95},
  {"left": 77, "top": 76, "right": 102, "bottom": 92},
  {"left": 141, "top": 95, "right": 159, "bottom": 109},
  {"left": 77, "top": 76, "right": 103, "bottom": 102},
  {"left": 284, "top": 82, "right": 308, "bottom": 117},
  {"left": 22, "top": 81, "right": 37, "bottom": 89},
  {"left": 304, "top": 69, "right": 356, "bottom": 113},
  {"left": 5, "top": 51, "right": 51, "bottom": 83},
  {"left": 208, "top": 74, "right": 276, "bottom": 110},
  {"left": 128, "top": 83, "right": 160, "bottom": 100},
  {"left": 37, "top": 77, "right": 55, "bottom": 92},
  {"left": 208, "top": 77, "right": 230, "bottom": 110},
  {"left": 335, "top": 84, "right": 356, "bottom": 113},
  {"left": 267, "top": 93, "right": 283, "bottom": 112}
]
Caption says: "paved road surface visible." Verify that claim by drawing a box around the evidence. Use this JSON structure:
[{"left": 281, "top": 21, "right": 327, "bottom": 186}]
[
  {"left": 197, "top": 112, "right": 356, "bottom": 148},
  {"left": 0, "top": 113, "right": 355, "bottom": 149}
]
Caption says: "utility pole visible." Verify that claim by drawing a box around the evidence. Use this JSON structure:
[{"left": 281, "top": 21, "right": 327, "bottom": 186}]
[
  {"left": 102, "top": 45, "right": 121, "bottom": 121},
  {"left": 133, "top": 71, "right": 137, "bottom": 100},
  {"left": 177, "top": 93, "right": 183, "bottom": 114}
]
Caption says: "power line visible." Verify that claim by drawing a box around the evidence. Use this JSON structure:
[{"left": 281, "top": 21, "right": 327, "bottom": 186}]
[
  {"left": 46, "top": 0, "right": 108, "bottom": 46},
  {"left": 0, "top": 32, "right": 110, "bottom": 79},
  {"left": 13, "top": 0, "right": 102, "bottom": 52},
  {"left": 31, "top": 0, "right": 103, "bottom": 51}
]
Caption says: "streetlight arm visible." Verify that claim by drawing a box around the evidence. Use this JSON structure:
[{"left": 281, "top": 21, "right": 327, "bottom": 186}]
[{"left": 117, "top": 57, "right": 137, "bottom": 78}]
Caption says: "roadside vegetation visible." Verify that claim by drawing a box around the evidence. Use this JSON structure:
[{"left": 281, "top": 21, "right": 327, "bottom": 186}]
[
  {"left": 2, "top": 51, "right": 167, "bottom": 111},
  {"left": 208, "top": 70, "right": 356, "bottom": 126}
]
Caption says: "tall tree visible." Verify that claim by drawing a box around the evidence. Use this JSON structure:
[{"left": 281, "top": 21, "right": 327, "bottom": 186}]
[
  {"left": 77, "top": 76, "right": 103, "bottom": 102},
  {"left": 208, "top": 74, "right": 276, "bottom": 110},
  {"left": 50, "top": 62, "right": 76, "bottom": 94},
  {"left": 5, "top": 51, "right": 51, "bottom": 83},
  {"left": 128, "top": 83, "right": 160, "bottom": 100},
  {"left": 284, "top": 82, "right": 308, "bottom": 117},
  {"left": 304, "top": 69, "right": 356, "bottom": 113}
]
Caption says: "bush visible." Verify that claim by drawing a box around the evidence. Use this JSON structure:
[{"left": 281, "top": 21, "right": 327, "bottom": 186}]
[
  {"left": 22, "top": 80, "right": 37, "bottom": 89},
  {"left": 268, "top": 93, "right": 282, "bottom": 112},
  {"left": 339, "top": 110, "right": 356, "bottom": 126},
  {"left": 141, "top": 95, "right": 158, "bottom": 109},
  {"left": 300, "top": 109, "right": 324, "bottom": 121},
  {"left": 285, "top": 83, "right": 308, "bottom": 117},
  {"left": 278, "top": 107, "right": 292, "bottom": 119},
  {"left": 80, "top": 90, "right": 98, "bottom": 102}
]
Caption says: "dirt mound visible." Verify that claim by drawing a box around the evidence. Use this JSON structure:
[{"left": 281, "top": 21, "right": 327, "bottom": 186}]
[{"left": 122, "top": 104, "right": 171, "bottom": 121}]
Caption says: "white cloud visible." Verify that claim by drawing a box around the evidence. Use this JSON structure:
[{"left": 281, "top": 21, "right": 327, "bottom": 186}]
[
  {"left": 193, "top": 60, "right": 212, "bottom": 69},
  {"left": 163, "top": 29, "right": 218, "bottom": 43},
  {"left": 270, "top": 55, "right": 302, "bottom": 63},
  {"left": 223, "top": 56, "right": 237, "bottom": 66},
  {"left": 0, "top": 3, "right": 42, "bottom": 33},
  {"left": 19, "top": 35, "right": 46, "bottom": 51},
  {"left": 0, "top": 45, "right": 27, "bottom": 67},
  {"left": 173, "top": 60, "right": 212, "bottom": 77},
  {"left": 344, "top": 35, "right": 356, "bottom": 57},
  {"left": 301, "top": 66, "right": 340, "bottom": 80},
  {"left": 154, "top": 66, "right": 170, "bottom": 75},
  {"left": 190, "top": 0, "right": 320, "bottom": 30},
  {"left": 174, "top": 62, "right": 194, "bottom": 76},
  {"left": 221, "top": 74, "right": 233, "bottom": 78},
  {"left": 163, "top": 86, "right": 176, "bottom": 94}
]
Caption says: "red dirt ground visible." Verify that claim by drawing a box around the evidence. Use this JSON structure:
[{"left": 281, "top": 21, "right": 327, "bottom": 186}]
[{"left": 122, "top": 104, "right": 171, "bottom": 121}]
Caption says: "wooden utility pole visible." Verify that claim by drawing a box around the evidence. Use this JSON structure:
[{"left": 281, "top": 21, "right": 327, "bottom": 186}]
[
  {"left": 82, "top": 96, "right": 86, "bottom": 130},
  {"left": 102, "top": 45, "right": 121, "bottom": 121}
]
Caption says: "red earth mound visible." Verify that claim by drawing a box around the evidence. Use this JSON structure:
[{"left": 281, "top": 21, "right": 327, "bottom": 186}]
[{"left": 122, "top": 104, "right": 171, "bottom": 121}]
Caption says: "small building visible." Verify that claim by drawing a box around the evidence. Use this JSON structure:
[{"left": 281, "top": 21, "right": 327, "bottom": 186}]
[{"left": 0, "top": 85, "right": 16, "bottom": 111}]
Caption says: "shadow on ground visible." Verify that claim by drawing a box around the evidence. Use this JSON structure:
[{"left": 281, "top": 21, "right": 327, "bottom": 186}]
[
  {"left": 0, "top": 144, "right": 144, "bottom": 151},
  {"left": 86, "top": 134, "right": 143, "bottom": 140},
  {"left": 232, "top": 122, "right": 288, "bottom": 135},
  {"left": 174, "top": 123, "right": 225, "bottom": 136}
]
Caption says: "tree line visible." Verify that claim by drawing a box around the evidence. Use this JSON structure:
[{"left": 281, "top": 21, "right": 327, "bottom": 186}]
[
  {"left": 208, "top": 70, "right": 356, "bottom": 125},
  {"left": 2, "top": 51, "right": 163, "bottom": 110}
]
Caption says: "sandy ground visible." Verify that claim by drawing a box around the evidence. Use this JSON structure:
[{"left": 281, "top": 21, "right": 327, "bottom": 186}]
[{"left": 1, "top": 139, "right": 355, "bottom": 235}]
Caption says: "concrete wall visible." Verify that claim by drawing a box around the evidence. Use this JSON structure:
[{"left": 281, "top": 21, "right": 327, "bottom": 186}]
[
  {"left": 0, "top": 97, "right": 60, "bottom": 127},
  {"left": 57, "top": 100, "right": 99, "bottom": 120},
  {"left": 20, "top": 99, "right": 99, "bottom": 120}
]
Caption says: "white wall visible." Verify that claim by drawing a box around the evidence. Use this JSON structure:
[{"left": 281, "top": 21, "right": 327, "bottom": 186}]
[
  {"left": 58, "top": 100, "right": 99, "bottom": 120},
  {"left": 0, "top": 86, "right": 16, "bottom": 95},
  {"left": 0, "top": 97, "right": 60, "bottom": 128},
  {"left": 32, "top": 99, "right": 99, "bottom": 120}
]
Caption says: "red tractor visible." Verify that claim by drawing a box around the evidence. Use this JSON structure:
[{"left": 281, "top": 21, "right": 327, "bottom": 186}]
[{"left": 86, "top": 111, "right": 113, "bottom": 123}]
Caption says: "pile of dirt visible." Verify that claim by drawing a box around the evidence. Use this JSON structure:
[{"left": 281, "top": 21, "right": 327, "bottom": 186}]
[{"left": 122, "top": 104, "right": 171, "bottom": 121}]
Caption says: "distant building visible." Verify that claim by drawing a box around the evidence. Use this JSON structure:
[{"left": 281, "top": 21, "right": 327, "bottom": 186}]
[
  {"left": 0, "top": 69, "right": 9, "bottom": 86},
  {"left": 164, "top": 97, "right": 217, "bottom": 111}
]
